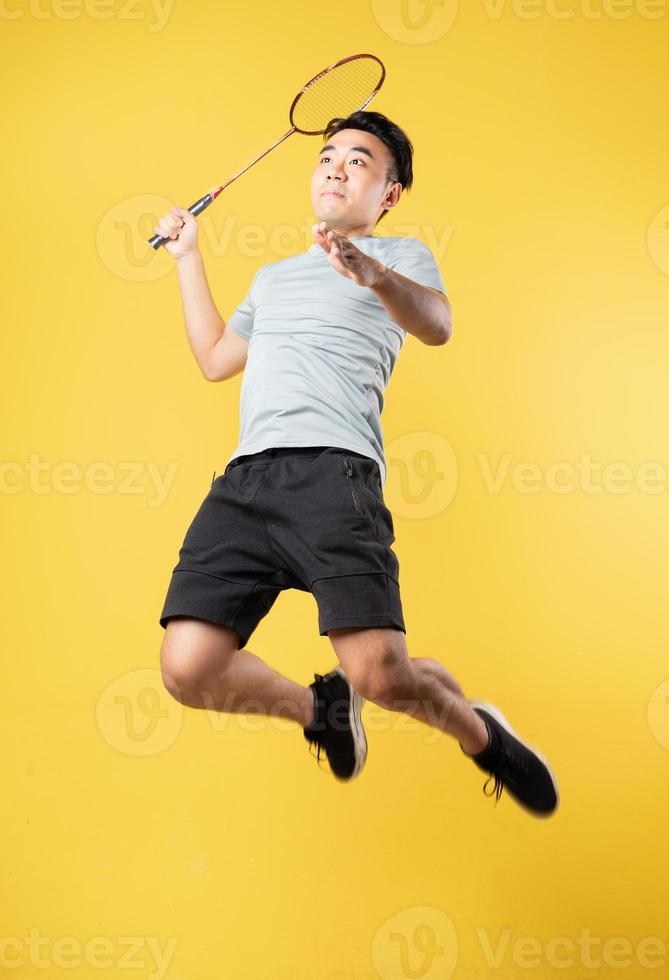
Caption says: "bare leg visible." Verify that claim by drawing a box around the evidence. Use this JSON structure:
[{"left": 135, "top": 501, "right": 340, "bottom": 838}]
[
  {"left": 328, "top": 629, "right": 490, "bottom": 756},
  {"left": 160, "top": 619, "right": 315, "bottom": 728},
  {"left": 198, "top": 648, "right": 316, "bottom": 727},
  {"left": 393, "top": 657, "right": 490, "bottom": 755}
]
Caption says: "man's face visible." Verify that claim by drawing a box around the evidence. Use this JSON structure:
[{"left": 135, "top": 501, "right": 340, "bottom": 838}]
[{"left": 310, "top": 128, "right": 402, "bottom": 236}]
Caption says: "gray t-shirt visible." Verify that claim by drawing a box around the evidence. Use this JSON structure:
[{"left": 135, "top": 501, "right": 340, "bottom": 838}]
[{"left": 225, "top": 235, "right": 447, "bottom": 486}]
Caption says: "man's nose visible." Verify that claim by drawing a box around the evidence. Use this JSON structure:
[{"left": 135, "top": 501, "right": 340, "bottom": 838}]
[{"left": 327, "top": 165, "right": 346, "bottom": 181}]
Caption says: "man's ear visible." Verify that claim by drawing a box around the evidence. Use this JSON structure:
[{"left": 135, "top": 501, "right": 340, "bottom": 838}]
[{"left": 383, "top": 181, "right": 403, "bottom": 211}]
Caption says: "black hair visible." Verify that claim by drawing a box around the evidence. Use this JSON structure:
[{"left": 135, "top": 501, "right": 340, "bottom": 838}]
[{"left": 322, "top": 110, "right": 414, "bottom": 226}]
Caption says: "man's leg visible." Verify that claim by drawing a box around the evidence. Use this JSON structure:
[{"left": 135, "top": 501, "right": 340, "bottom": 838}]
[
  {"left": 160, "top": 617, "right": 315, "bottom": 728},
  {"left": 327, "top": 626, "right": 489, "bottom": 755},
  {"left": 325, "top": 626, "right": 559, "bottom": 815}
]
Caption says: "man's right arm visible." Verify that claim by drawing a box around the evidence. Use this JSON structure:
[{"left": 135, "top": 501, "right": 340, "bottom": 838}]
[
  {"left": 175, "top": 251, "right": 248, "bottom": 381},
  {"left": 154, "top": 205, "right": 248, "bottom": 382}
]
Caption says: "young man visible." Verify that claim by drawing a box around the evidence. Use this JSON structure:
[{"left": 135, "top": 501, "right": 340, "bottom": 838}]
[{"left": 155, "top": 111, "right": 559, "bottom": 818}]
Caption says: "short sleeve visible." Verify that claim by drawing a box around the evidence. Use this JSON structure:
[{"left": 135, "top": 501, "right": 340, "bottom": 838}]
[
  {"left": 387, "top": 238, "right": 447, "bottom": 297},
  {"left": 227, "top": 270, "right": 260, "bottom": 341}
]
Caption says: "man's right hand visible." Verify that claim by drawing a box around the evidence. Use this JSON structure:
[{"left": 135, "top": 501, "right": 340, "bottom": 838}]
[{"left": 153, "top": 206, "right": 199, "bottom": 260}]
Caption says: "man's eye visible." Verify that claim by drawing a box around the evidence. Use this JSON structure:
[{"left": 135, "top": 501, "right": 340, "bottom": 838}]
[{"left": 319, "top": 157, "right": 364, "bottom": 165}]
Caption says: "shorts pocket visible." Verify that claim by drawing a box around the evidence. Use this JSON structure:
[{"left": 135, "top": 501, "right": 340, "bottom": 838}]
[{"left": 340, "top": 454, "right": 377, "bottom": 525}]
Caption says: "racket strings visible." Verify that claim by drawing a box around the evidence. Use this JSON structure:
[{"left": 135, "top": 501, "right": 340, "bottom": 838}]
[{"left": 291, "top": 56, "right": 384, "bottom": 134}]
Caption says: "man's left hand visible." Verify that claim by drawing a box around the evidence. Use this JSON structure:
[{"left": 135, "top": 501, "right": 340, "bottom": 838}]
[{"left": 312, "top": 222, "right": 386, "bottom": 288}]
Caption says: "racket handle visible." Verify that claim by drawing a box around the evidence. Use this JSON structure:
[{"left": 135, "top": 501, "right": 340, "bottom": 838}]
[{"left": 148, "top": 193, "right": 215, "bottom": 250}]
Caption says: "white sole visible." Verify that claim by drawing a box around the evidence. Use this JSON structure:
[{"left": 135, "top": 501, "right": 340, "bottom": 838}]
[
  {"left": 335, "top": 666, "right": 368, "bottom": 779},
  {"left": 469, "top": 699, "right": 560, "bottom": 815}
]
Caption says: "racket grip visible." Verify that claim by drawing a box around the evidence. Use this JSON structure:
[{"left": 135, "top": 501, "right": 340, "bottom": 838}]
[{"left": 148, "top": 193, "right": 215, "bottom": 250}]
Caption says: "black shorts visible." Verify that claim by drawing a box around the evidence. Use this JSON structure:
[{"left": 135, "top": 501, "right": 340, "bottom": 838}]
[{"left": 159, "top": 446, "right": 406, "bottom": 650}]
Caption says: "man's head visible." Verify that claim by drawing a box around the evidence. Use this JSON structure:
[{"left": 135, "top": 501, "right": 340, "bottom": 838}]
[{"left": 310, "top": 110, "right": 414, "bottom": 238}]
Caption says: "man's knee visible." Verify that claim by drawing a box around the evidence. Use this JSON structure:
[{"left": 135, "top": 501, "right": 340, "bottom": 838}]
[
  {"left": 347, "top": 647, "right": 414, "bottom": 705},
  {"left": 160, "top": 617, "right": 238, "bottom": 706},
  {"left": 356, "top": 667, "right": 413, "bottom": 705}
]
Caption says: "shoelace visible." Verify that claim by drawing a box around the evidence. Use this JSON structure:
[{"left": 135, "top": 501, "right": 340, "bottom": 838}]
[
  {"left": 483, "top": 772, "right": 504, "bottom": 803},
  {"left": 482, "top": 746, "right": 530, "bottom": 805},
  {"left": 305, "top": 736, "right": 330, "bottom": 774}
]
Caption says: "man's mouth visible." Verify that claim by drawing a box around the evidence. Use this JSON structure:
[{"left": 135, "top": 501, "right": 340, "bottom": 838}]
[{"left": 322, "top": 191, "right": 345, "bottom": 198}]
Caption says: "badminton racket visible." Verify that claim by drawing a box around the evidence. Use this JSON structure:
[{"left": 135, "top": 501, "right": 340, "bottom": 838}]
[{"left": 148, "top": 52, "right": 386, "bottom": 250}]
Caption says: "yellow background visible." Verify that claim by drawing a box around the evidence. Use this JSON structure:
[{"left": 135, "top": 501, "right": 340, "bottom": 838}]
[{"left": 3, "top": 0, "right": 669, "bottom": 977}]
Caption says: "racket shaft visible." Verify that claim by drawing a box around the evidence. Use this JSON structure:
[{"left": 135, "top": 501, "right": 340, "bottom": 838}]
[{"left": 146, "top": 127, "right": 296, "bottom": 251}]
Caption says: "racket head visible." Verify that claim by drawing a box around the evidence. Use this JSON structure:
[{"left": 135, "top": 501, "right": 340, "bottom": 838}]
[{"left": 289, "top": 53, "right": 386, "bottom": 136}]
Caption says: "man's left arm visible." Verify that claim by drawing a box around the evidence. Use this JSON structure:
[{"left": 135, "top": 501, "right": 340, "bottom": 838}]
[
  {"left": 312, "top": 222, "right": 452, "bottom": 346},
  {"left": 370, "top": 266, "right": 452, "bottom": 346}
]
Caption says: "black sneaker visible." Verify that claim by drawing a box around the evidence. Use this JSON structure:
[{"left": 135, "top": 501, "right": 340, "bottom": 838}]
[
  {"left": 463, "top": 700, "right": 559, "bottom": 817},
  {"left": 303, "top": 666, "right": 367, "bottom": 781}
]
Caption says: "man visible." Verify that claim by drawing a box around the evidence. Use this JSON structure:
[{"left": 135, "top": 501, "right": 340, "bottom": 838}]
[{"left": 155, "top": 110, "right": 559, "bottom": 817}]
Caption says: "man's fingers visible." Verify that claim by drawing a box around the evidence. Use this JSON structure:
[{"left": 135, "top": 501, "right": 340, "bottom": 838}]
[{"left": 154, "top": 209, "right": 185, "bottom": 240}]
